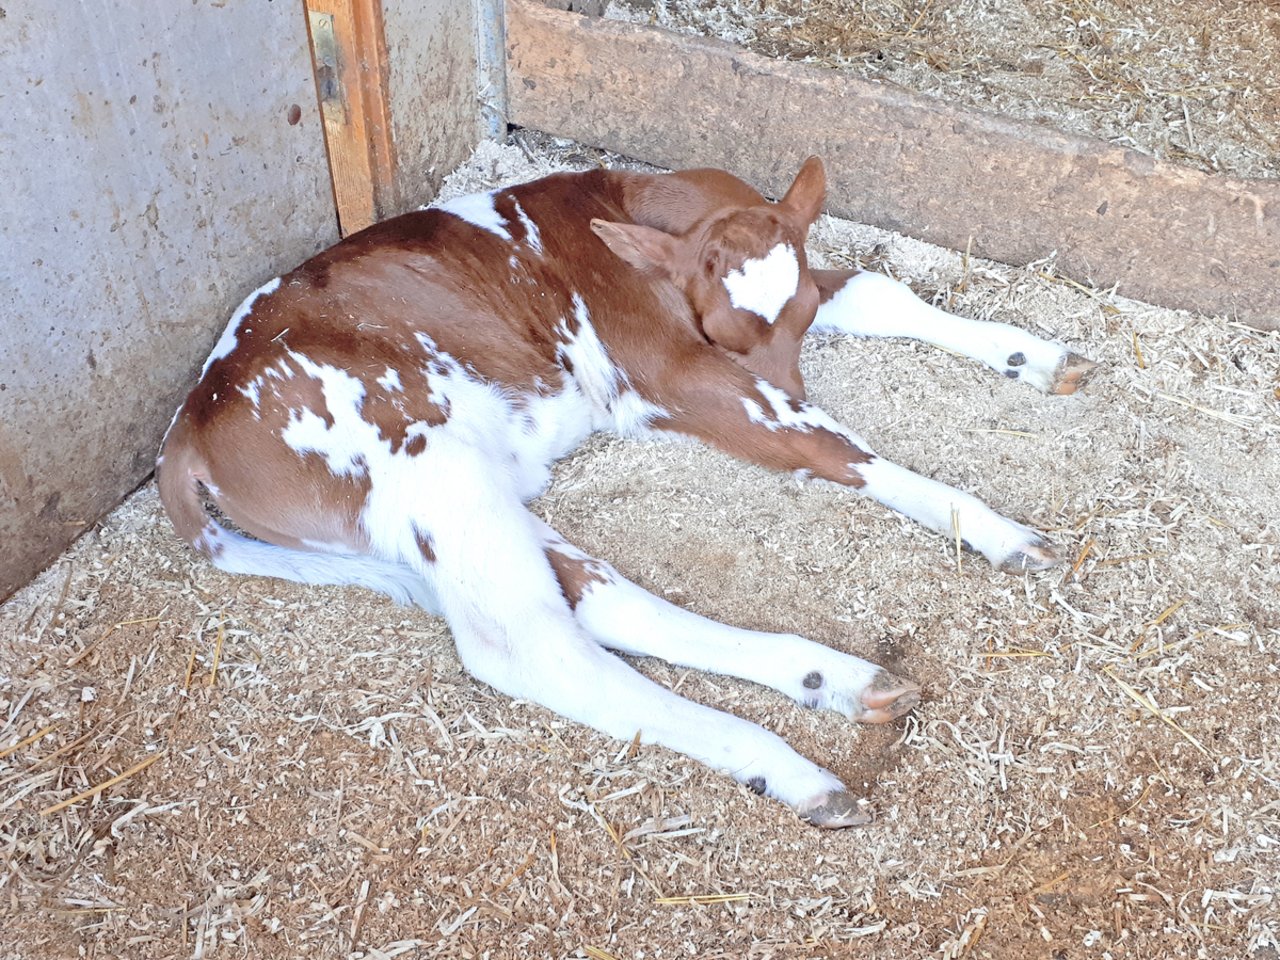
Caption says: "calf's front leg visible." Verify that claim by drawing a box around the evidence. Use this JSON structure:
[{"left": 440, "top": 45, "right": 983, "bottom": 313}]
[
  {"left": 810, "top": 268, "right": 1098, "bottom": 394},
  {"left": 661, "top": 355, "right": 1061, "bottom": 573}
]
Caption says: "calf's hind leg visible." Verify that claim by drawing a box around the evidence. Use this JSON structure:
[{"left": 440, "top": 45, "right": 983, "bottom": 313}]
[
  {"left": 810, "top": 268, "right": 1098, "bottom": 394},
  {"left": 538, "top": 519, "right": 920, "bottom": 724},
  {"left": 410, "top": 448, "right": 871, "bottom": 827}
]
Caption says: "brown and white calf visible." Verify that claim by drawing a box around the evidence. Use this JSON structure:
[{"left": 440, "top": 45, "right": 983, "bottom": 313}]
[{"left": 158, "top": 157, "right": 1095, "bottom": 827}]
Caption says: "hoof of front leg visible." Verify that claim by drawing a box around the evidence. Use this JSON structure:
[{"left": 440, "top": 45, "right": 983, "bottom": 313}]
[
  {"left": 997, "top": 537, "right": 1061, "bottom": 574},
  {"left": 797, "top": 790, "right": 874, "bottom": 829},
  {"left": 851, "top": 670, "right": 921, "bottom": 724},
  {"left": 1049, "top": 352, "right": 1099, "bottom": 395}
]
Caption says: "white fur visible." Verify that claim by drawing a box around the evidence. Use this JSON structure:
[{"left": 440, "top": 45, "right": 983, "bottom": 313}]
[
  {"left": 280, "top": 352, "right": 376, "bottom": 478},
  {"left": 812, "top": 271, "right": 1073, "bottom": 390},
  {"left": 265, "top": 359, "right": 294, "bottom": 381},
  {"left": 507, "top": 388, "right": 595, "bottom": 501},
  {"left": 512, "top": 200, "right": 543, "bottom": 254},
  {"left": 855, "top": 457, "right": 1048, "bottom": 569},
  {"left": 738, "top": 376, "right": 1048, "bottom": 569},
  {"left": 518, "top": 519, "right": 875, "bottom": 804},
  {"left": 556, "top": 293, "right": 668, "bottom": 436},
  {"left": 237, "top": 379, "right": 262, "bottom": 412},
  {"left": 436, "top": 191, "right": 511, "bottom": 243},
  {"left": 548, "top": 525, "right": 885, "bottom": 716},
  {"left": 418, "top": 487, "right": 845, "bottom": 810},
  {"left": 200, "top": 522, "right": 439, "bottom": 610},
  {"left": 743, "top": 378, "right": 849, "bottom": 436},
  {"left": 723, "top": 243, "right": 799, "bottom": 325},
  {"left": 202, "top": 278, "right": 281, "bottom": 376},
  {"left": 158, "top": 402, "right": 184, "bottom": 457}
]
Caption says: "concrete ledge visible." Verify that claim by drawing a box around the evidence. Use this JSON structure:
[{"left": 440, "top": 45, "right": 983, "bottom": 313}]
[{"left": 507, "top": 0, "right": 1280, "bottom": 329}]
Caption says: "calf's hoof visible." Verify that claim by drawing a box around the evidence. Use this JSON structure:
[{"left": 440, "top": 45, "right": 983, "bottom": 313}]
[
  {"left": 852, "top": 670, "right": 921, "bottom": 724},
  {"left": 998, "top": 538, "right": 1061, "bottom": 574},
  {"left": 798, "top": 790, "right": 874, "bottom": 829},
  {"left": 1049, "top": 352, "right": 1099, "bottom": 395}
]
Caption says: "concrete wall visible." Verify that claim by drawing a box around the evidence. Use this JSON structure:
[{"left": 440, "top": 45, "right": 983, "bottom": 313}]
[
  {"left": 383, "top": 0, "right": 496, "bottom": 210},
  {"left": 0, "top": 1, "right": 340, "bottom": 600}
]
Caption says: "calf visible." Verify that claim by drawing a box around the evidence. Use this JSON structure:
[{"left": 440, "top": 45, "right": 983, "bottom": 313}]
[{"left": 158, "top": 157, "right": 1095, "bottom": 827}]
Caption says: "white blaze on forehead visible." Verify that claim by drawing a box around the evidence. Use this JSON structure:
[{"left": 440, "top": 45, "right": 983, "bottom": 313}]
[
  {"left": 436, "top": 190, "right": 511, "bottom": 242},
  {"left": 202, "top": 277, "right": 282, "bottom": 376},
  {"left": 722, "top": 244, "right": 799, "bottom": 325}
]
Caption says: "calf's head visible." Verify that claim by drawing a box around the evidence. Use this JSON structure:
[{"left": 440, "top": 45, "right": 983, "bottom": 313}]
[{"left": 590, "top": 157, "right": 827, "bottom": 399}]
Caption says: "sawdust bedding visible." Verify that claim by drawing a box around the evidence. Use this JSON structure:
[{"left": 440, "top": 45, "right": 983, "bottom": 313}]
[
  {"left": 3, "top": 134, "right": 1279, "bottom": 959},
  {"left": 609, "top": 0, "right": 1280, "bottom": 181}
]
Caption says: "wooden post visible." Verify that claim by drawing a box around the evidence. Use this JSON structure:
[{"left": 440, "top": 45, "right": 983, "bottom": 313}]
[{"left": 304, "top": 0, "right": 396, "bottom": 235}]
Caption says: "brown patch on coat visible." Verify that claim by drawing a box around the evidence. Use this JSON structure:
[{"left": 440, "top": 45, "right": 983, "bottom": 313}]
[
  {"left": 545, "top": 548, "right": 614, "bottom": 608},
  {"left": 812, "top": 268, "right": 863, "bottom": 305}
]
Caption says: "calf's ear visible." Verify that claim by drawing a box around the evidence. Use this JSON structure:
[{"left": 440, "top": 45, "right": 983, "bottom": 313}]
[
  {"left": 779, "top": 156, "right": 826, "bottom": 229},
  {"left": 590, "top": 219, "right": 682, "bottom": 276}
]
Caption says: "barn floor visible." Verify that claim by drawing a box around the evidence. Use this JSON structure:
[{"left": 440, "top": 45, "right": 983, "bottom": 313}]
[{"left": 3, "top": 135, "right": 1278, "bottom": 959}]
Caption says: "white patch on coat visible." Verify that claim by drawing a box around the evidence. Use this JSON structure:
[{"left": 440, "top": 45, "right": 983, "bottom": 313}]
[
  {"left": 280, "top": 352, "right": 373, "bottom": 478},
  {"left": 722, "top": 244, "right": 798, "bottom": 325},
  {"left": 264, "top": 359, "right": 294, "bottom": 381},
  {"left": 436, "top": 191, "right": 511, "bottom": 242},
  {"left": 200, "top": 519, "right": 440, "bottom": 610},
  {"left": 741, "top": 378, "right": 847, "bottom": 437},
  {"left": 238, "top": 378, "right": 263, "bottom": 414},
  {"left": 555, "top": 293, "right": 668, "bottom": 436},
  {"left": 414, "top": 332, "right": 590, "bottom": 501},
  {"left": 275, "top": 344, "right": 508, "bottom": 559},
  {"left": 158, "top": 402, "right": 185, "bottom": 454},
  {"left": 202, "top": 277, "right": 282, "bottom": 375},
  {"left": 377, "top": 368, "right": 403, "bottom": 392},
  {"left": 512, "top": 200, "right": 543, "bottom": 254},
  {"left": 507, "top": 388, "right": 595, "bottom": 500}
]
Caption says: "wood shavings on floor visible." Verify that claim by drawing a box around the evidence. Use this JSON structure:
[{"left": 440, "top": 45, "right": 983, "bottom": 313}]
[{"left": 2, "top": 135, "right": 1278, "bottom": 958}]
